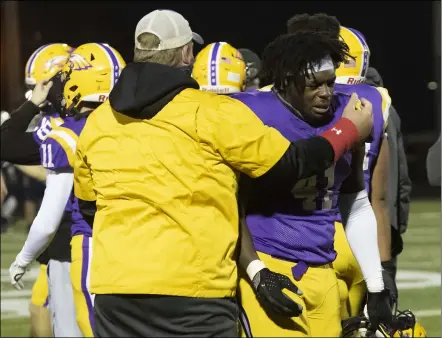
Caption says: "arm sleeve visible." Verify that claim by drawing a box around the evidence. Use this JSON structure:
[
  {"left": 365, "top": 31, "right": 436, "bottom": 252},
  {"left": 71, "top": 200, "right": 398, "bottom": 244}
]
[
  {"left": 74, "top": 136, "right": 97, "bottom": 229},
  {"left": 197, "top": 96, "right": 359, "bottom": 189},
  {"left": 16, "top": 170, "right": 73, "bottom": 265},
  {"left": 0, "top": 101, "right": 41, "bottom": 165},
  {"left": 338, "top": 190, "right": 384, "bottom": 293},
  {"left": 426, "top": 136, "right": 441, "bottom": 187}
]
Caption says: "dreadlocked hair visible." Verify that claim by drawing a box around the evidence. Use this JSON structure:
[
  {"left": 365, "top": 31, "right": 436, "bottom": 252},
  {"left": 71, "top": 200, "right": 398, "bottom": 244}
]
[
  {"left": 259, "top": 31, "right": 352, "bottom": 93},
  {"left": 286, "top": 13, "right": 341, "bottom": 39}
]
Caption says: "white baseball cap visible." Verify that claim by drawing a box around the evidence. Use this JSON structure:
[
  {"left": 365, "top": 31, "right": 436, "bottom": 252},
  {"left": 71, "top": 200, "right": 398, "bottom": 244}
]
[{"left": 135, "top": 9, "right": 204, "bottom": 51}]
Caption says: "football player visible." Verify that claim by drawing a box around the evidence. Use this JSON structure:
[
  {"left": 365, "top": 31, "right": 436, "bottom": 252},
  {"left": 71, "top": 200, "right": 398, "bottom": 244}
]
[
  {"left": 233, "top": 31, "right": 392, "bottom": 337},
  {"left": 192, "top": 41, "right": 246, "bottom": 94},
  {"left": 4, "top": 43, "right": 72, "bottom": 338},
  {"left": 9, "top": 43, "right": 126, "bottom": 337},
  {"left": 286, "top": 13, "right": 396, "bottom": 320}
]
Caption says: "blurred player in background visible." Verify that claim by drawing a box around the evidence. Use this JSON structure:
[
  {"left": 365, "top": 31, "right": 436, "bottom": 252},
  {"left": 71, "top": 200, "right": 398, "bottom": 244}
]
[
  {"left": 238, "top": 48, "right": 261, "bottom": 91},
  {"left": 192, "top": 41, "right": 246, "bottom": 94},
  {"left": 10, "top": 42, "right": 126, "bottom": 337},
  {"left": 234, "top": 31, "right": 391, "bottom": 337},
  {"left": 286, "top": 13, "right": 397, "bottom": 319},
  {"left": 0, "top": 169, "right": 7, "bottom": 206},
  {"left": 6, "top": 43, "right": 75, "bottom": 337},
  {"left": 2, "top": 43, "right": 73, "bottom": 338}
]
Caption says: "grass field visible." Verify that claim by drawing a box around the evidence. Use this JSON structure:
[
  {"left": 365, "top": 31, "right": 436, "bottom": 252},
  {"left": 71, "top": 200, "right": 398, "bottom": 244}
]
[{"left": 1, "top": 200, "right": 441, "bottom": 337}]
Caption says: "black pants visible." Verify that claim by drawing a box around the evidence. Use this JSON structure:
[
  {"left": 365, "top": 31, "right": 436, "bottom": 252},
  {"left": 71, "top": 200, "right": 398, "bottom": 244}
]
[{"left": 94, "top": 294, "right": 239, "bottom": 338}]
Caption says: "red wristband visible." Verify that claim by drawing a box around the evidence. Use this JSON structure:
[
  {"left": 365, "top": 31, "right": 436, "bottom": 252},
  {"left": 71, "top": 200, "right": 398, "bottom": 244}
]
[{"left": 320, "top": 118, "right": 359, "bottom": 162}]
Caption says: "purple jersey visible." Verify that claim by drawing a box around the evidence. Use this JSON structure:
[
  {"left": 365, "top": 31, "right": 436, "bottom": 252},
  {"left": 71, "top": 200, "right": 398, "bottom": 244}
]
[
  {"left": 32, "top": 113, "right": 64, "bottom": 145},
  {"left": 41, "top": 115, "right": 91, "bottom": 237},
  {"left": 334, "top": 83, "right": 389, "bottom": 195},
  {"left": 232, "top": 90, "right": 353, "bottom": 266}
]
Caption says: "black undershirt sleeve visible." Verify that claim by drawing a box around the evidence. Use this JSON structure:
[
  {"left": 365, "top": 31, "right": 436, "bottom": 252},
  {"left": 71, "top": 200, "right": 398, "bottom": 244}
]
[{"left": 1, "top": 101, "right": 41, "bottom": 165}]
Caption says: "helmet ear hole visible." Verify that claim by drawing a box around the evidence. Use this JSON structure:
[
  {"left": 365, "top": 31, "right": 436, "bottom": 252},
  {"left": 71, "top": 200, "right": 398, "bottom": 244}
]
[
  {"left": 70, "top": 85, "right": 78, "bottom": 91},
  {"left": 90, "top": 53, "right": 95, "bottom": 61}
]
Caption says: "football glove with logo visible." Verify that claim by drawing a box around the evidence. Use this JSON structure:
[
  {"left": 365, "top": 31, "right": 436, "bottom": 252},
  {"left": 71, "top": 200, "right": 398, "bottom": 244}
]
[
  {"left": 9, "top": 256, "right": 30, "bottom": 290},
  {"left": 252, "top": 268, "right": 303, "bottom": 317},
  {"left": 367, "top": 290, "right": 393, "bottom": 332},
  {"left": 381, "top": 260, "right": 399, "bottom": 308}
]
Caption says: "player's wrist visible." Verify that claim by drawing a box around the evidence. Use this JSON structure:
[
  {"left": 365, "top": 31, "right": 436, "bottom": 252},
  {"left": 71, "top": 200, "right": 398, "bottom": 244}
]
[
  {"left": 365, "top": 275, "right": 385, "bottom": 293},
  {"left": 246, "top": 259, "right": 266, "bottom": 281},
  {"left": 320, "top": 118, "right": 359, "bottom": 162},
  {"left": 15, "top": 252, "right": 31, "bottom": 268}
]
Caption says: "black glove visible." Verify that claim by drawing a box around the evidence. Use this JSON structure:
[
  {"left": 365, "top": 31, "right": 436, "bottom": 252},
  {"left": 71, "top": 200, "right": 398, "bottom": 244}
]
[
  {"left": 252, "top": 268, "right": 303, "bottom": 317},
  {"left": 367, "top": 290, "right": 393, "bottom": 332},
  {"left": 382, "top": 260, "right": 398, "bottom": 309}
]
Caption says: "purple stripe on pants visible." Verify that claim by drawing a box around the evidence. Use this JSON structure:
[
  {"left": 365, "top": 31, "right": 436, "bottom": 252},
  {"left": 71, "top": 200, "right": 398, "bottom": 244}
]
[{"left": 81, "top": 235, "right": 95, "bottom": 331}]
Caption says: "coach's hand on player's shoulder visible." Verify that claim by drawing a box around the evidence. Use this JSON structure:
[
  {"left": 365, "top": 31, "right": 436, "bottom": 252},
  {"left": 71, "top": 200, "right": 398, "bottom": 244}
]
[
  {"left": 9, "top": 256, "right": 30, "bottom": 290},
  {"left": 342, "top": 93, "right": 373, "bottom": 142},
  {"left": 366, "top": 289, "right": 393, "bottom": 331},
  {"left": 252, "top": 268, "right": 303, "bottom": 317},
  {"left": 30, "top": 79, "right": 54, "bottom": 107}
]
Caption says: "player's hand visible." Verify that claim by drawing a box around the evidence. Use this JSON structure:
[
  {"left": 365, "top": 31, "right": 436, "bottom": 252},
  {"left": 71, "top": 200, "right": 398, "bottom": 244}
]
[
  {"left": 342, "top": 93, "right": 373, "bottom": 142},
  {"left": 252, "top": 268, "right": 303, "bottom": 317},
  {"left": 366, "top": 290, "right": 393, "bottom": 331},
  {"left": 9, "top": 257, "right": 30, "bottom": 290},
  {"left": 381, "top": 260, "right": 399, "bottom": 308},
  {"left": 30, "top": 79, "right": 53, "bottom": 107}
]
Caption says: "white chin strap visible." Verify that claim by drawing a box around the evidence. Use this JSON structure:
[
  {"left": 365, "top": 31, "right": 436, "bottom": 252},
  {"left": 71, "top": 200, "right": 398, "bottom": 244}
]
[{"left": 307, "top": 55, "right": 335, "bottom": 74}]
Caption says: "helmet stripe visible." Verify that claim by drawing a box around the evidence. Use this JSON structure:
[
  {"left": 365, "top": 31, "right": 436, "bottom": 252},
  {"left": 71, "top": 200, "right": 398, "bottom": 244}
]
[
  {"left": 209, "top": 42, "right": 221, "bottom": 86},
  {"left": 347, "top": 28, "right": 370, "bottom": 78},
  {"left": 97, "top": 43, "right": 121, "bottom": 88},
  {"left": 26, "top": 43, "right": 53, "bottom": 75}
]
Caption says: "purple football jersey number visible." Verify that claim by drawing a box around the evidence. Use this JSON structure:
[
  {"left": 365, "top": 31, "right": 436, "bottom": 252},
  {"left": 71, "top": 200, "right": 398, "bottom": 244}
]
[
  {"left": 41, "top": 143, "right": 55, "bottom": 168},
  {"left": 292, "top": 166, "right": 335, "bottom": 211}
]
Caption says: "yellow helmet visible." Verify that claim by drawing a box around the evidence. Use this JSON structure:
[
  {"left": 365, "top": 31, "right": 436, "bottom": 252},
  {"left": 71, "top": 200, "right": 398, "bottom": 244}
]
[
  {"left": 192, "top": 42, "right": 246, "bottom": 94},
  {"left": 25, "top": 43, "right": 73, "bottom": 89},
  {"left": 62, "top": 43, "right": 126, "bottom": 112},
  {"left": 342, "top": 310, "right": 427, "bottom": 338},
  {"left": 336, "top": 27, "right": 370, "bottom": 85}
]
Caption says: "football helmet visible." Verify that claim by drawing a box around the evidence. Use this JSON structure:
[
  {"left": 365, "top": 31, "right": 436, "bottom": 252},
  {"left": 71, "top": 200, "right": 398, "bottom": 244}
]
[
  {"left": 192, "top": 42, "right": 246, "bottom": 94},
  {"left": 336, "top": 26, "right": 370, "bottom": 85},
  {"left": 342, "top": 309, "right": 427, "bottom": 338},
  {"left": 61, "top": 43, "right": 126, "bottom": 114},
  {"left": 25, "top": 43, "right": 73, "bottom": 91}
]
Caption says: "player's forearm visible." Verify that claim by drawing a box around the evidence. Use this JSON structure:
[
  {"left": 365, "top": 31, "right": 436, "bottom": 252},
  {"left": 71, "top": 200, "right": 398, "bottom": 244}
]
[
  {"left": 372, "top": 198, "right": 392, "bottom": 261},
  {"left": 15, "top": 165, "right": 47, "bottom": 182},
  {"left": 16, "top": 171, "right": 73, "bottom": 265},
  {"left": 0, "top": 174, "right": 7, "bottom": 205},
  {"left": 339, "top": 190, "right": 384, "bottom": 293}
]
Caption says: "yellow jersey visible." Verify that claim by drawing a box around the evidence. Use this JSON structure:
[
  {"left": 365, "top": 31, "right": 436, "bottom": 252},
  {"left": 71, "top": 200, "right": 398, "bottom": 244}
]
[{"left": 74, "top": 88, "right": 289, "bottom": 297}]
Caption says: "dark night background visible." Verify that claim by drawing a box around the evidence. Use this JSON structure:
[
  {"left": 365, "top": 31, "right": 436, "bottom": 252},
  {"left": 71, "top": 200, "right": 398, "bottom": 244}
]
[
  {"left": 1, "top": 0, "right": 440, "bottom": 137},
  {"left": 13, "top": 1, "right": 439, "bottom": 135}
]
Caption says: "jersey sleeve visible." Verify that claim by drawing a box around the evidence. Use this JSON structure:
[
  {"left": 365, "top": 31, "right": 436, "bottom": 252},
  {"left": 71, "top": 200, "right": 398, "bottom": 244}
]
[
  {"left": 33, "top": 116, "right": 64, "bottom": 145},
  {"left": 197, "top": 95, "right": 290, "bottom": 178},
  {"left": 41, "top": 125, "right": 78, "bottom": 170},
  {"left": 374, "top": 87, "right": 392, "bottom": 132}
]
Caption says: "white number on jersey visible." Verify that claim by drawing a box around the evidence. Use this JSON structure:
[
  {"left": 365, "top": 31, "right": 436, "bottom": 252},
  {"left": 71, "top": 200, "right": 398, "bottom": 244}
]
[
  {"left": 292, "top": 166, "right": 335, "bottom": 211},
  {"left": 41, "top": 144, "right": 54, "bottom": 168}
]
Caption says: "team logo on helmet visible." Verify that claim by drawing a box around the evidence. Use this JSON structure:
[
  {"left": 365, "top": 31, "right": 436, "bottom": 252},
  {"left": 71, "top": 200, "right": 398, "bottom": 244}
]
[
  {"left": 44, "top": 55, "right": 69, "bottom": 73},
  {"left": 68, "top": 53, "right": 93, "bottom": 71}
]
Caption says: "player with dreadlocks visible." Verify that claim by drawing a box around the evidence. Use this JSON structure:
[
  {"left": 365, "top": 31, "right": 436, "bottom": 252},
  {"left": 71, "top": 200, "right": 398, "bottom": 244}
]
[{"left": 233, "top": 31, "right": 392, "bottom": 337}]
